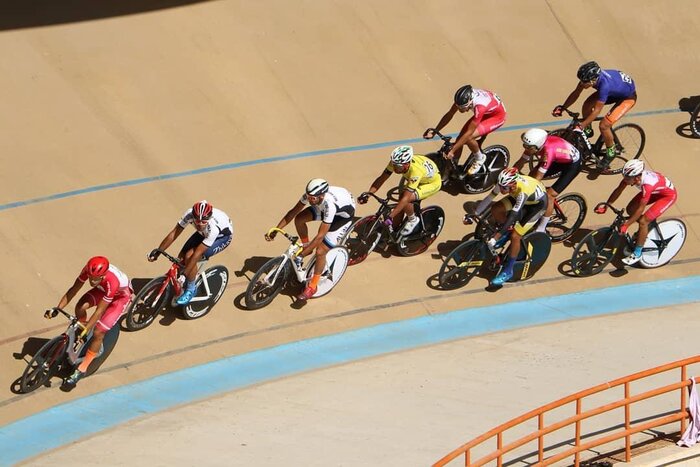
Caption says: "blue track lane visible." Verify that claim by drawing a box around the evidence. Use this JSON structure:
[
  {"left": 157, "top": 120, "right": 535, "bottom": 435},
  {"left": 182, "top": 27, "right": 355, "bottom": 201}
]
[{"left": 2, "top": 275, "right": 700, "bottom": 465}]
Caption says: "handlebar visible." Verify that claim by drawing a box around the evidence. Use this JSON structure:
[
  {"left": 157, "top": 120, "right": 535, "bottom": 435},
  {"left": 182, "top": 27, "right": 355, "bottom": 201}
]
[
  {"left": 45, "top": 307, "right": 86, "bottom": 329},
  {"left": 425, "top": 128, "right": 453, "bottom": 144},
  {"left": 266, "top": 227, "right": 302, "bottom": 246},
  {"left": 559, "top": 108, "right": 581, "bottom": 120},
  {"left": 596, "top": 202, "right": 626, "bottom": 218},
  {"left": 359, "top": 191, "right": 391, "bottom": 206},
  {"left": 154, "top": 249, "right": 185, "bottom": 268}
]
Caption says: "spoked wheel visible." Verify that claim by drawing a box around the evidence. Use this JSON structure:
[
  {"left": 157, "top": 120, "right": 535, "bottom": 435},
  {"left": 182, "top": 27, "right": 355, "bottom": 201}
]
[
  {"left": 182, "top": 265, "right": 229, "bottom": 319},
  {"left": 125, "top": 276, "right": 171, "bottom": 331},
  {"left": 305, "top": 247, "right": 350, "bottom": 298},
  {"left": 690, "top": 103, "right": 700, "bottom": 138},
  {"left": 464, "top": 145, "right": 510, "bottom": 194},
  {"left": 604, "top": 123, "right": 646, "bottom": 174},
  {"left": 547, "top": 193, "right": 587, "bottom": 243},
  {"left": 342, "top": 215, "right": 383, "bottom": 265},
  {"left": 639, "top": 219, "right": 687, "bottom": 268},
  {"left": 570, "top": 227, "right": 619, "bottom": 277},
  {"left": 244, "top": 257, "right": 290, "bottom": 310},
  {"left": 20, "top": 336, "right": 66, "bottom": 393},
  {"left": 438, "top": 240, "right": 488, "bottom": 290},
  {"left": 397, "top": 206, "right": 445, "bottom": 256}
]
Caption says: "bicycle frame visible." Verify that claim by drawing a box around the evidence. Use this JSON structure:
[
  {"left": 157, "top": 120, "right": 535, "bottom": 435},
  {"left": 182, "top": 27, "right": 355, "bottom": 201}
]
[
  {"left": 153, "top": 249, "right": 216, "bottom": 303},
  {"left": 46, "top": 307, "right": 88, "bottom": 366},
  {"left": 265, "top": 228, "right": 308, "bottom": 284},
  {"left": 360, "top": 191, "right": 428, "bottom": 242}
]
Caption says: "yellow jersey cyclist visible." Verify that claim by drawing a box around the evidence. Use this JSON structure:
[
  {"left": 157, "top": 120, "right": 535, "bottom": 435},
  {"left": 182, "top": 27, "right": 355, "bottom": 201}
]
[
  {"left": 359, "top": 145, "right": 442, "bottom": 235},
  {"left": 466, "top": 167, "right": 548, "bottom": 286}
]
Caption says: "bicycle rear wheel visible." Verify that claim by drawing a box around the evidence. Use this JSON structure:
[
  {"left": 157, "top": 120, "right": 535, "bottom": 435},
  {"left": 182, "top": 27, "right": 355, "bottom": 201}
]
[
  {"left": 691, "top": 103, "right": 700, "bottom": 138},
  {"left": 125, "top": 276, "right": 171, "bottom": 331},
  {"left": 547, "top": 193, "right": 587, "bottom": 243},
  {"left": 20, "top": 336, "right": 66, "bottom": 393},
  {"left": 570, "top": 227, "right": 619, "bottom": 277},
  {"left": 342, "top": 215, "right": 383, "bottom": 265},
  {"left": 245, "top": 257, "right": 290, "bottom": 310},
  {"left": 438, "top": 240, "right": 487, "bottom": 290},
  {"left": 639, "top": 219, "right": 687, "bottom": 268},
  {"left": 182, "top": 265, "right": 229, "bottom": 319},
  {"left": 606, "top": 123, "right": 645, "bottom": 174},
  {"left": 396, "top": 206, "right": 445, "bottom": 256},
  {"left": 464, "top": 145, "right": 510, "bottom": 193},
  {"left": 306, "top": 247, "right": 350, "bottom": 298}
]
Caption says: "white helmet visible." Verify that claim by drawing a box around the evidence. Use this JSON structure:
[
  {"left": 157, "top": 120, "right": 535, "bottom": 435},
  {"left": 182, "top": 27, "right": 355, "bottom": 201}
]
[
  {"left": 622, "top": 159, "right": 644, "bottom": 177},
  {"left": 390, "top": 145, "right": 414, "bottom": 164},
  {"left": 497, "top": 168, "right": 519, "bottom": 187},
  {"left": 305, "top": 178, "right": 329, "bottom": 196},
  {"left": 521, "top": 128, "right": 548, "bottom": 149}
]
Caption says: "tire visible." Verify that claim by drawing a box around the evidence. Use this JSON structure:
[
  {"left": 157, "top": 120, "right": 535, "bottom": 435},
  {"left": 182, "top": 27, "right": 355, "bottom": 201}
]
[
  {"left": 182, "top": 265, "right": 229, "bottom": 319},
  {"left": 438, "top": 240, "right": 487, "bottom": 290},
  {"left": 343, "top": 215, "right": 383, "bottom": 265},
  {"left": 305, "top": 247, "right": 350, "bottom": 298},
  {"left": 125, "top": 276, "right": 171, "bottom": 331},
  {"left": 20, "top": 336, "right": 67, "bottom": 393},
  {"left": 464, "top": 145, "right": 510, "bottom": 194},
  {"left": 547, "top": 193, "right": 587, "bottom": 243},
  {"left": 691, "top": 103, "right": 700, "bottom": 138},
  {"left": 244, "top": 257, "right": 290, "bottom": 310},
  {"left": 396, "top": 206, "right": 445, "bottom": 256},
  {"left": 605, "top": 123, "right": 646, "bottom": 174},
  {"left": 570, "top": 227, "right": 619, "bottom": 277},
  {"left": 639, "top": 219, "right": 687, "bottom": 269}
]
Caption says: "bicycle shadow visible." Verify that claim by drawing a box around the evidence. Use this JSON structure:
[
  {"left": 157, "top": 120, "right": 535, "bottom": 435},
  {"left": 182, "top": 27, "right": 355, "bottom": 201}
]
[
  {"left": 676, "top": 95, "right": 700, "bottom": 139},
  {"left": 10, "top": 337, "right": 51, "bottom": 394}
]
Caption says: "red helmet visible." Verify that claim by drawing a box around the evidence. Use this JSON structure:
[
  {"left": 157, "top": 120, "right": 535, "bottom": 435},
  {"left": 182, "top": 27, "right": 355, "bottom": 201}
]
[
  {"left": 192, "top": 200, "right": 213, "bottom": 221},
  {"left": 86, "top": 256, "right": 109, "bottom": 278}
]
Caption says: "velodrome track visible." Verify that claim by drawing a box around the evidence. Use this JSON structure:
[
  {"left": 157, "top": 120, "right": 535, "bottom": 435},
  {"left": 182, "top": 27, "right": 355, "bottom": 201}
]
[{"left": 0, "top": 0, "right": 699, "bottom": 463}]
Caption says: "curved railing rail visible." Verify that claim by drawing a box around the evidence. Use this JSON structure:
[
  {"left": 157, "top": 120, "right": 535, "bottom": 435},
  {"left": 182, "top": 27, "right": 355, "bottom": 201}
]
[{"left": 434, "top": 355, "right": 700, "bottom": 466}]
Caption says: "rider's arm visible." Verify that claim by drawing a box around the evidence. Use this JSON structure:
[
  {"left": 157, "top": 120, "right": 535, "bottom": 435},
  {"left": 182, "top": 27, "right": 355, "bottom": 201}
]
[
  {"left": 156, "top": 224, "right": 185, "bottom": 252},
  {"left": 301, "top": 222, "right": 331, "bottom": 257},
  {"left": 579, "top": 100, "right": 605, "bottom": 129},
  {"left": 500, "top": 193, "right": 526, "bottom": 235},
  {"left": 389, "top": 188, "right": 416, "bottom": 219},
  {"left": 56, "top": 278, "right": 83, "bottom": 309},
  {"left": 367, "top": 170, "right": 392, "bottom": 194},
  {"left": 559, "top": 82, "right": 586, "bottom": 111},
  {"left": 275, "top": 201, "right": 306, "bottom": 230},
  {"left": 604, "top": 181, "right": 627, "bottom": 206},
  {"left": 512, "top": 154, "right": 529, "bottom": 172},
  {"left": 474, "top": 188, "right": 498, "bottom": 216},
  {"left": 432, "top": 105, "right": 458, "bottom": 133}
]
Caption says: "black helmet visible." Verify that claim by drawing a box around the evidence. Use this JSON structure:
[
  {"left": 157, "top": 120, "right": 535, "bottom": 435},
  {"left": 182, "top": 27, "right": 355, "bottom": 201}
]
[
  {"left": 454, "top": 85, "right": 473, "bottom": 107},
  {"left": 577, "top": 61, "right": 601, "bottom": 82}
]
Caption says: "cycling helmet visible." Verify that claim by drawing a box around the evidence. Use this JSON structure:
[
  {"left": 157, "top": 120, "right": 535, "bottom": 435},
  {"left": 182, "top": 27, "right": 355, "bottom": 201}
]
[
  {"left": 521, "top": 128, "right": 548, "bottom": 149},
  {"left": 577, "top": 61, "right": 601, "bottom": 82},
  {"left": 306, "top": 178, "right": 329, "bottom": 196},
  {"left": 390, "top": 145, "right": 413, "bottom": 165},
  {"left": 497, "top": 167, "right": 519, "bottom": 188},
  {"left": 192, "top": 200, "right": 213, "bottom": 221},
  {"left": 622, "top": 159, "right": 644, "bottom": 177},
  {"left": 86, "top": 256, "right": 109, "bottom": 278},
  {"left": 454, "top": 84, "right": 473, "bottom": 107}
]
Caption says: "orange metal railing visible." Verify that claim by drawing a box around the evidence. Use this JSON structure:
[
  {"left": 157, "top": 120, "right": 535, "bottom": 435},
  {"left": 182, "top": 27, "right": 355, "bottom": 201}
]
[{"left": 434, "top": 355, "right": 700, "bottom": 466}]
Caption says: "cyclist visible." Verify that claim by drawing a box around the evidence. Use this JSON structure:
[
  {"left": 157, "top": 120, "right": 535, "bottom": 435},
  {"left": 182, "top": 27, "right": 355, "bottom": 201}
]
[
  {"left": 148, "top": 200, "right": 233, "bottom": 306},
  {"left": 46, "top": 256, "right": 133, "bottom": 387},
  {"left": 552, "top": 61, "right": 637, "bottom": 169},
  {"left": 359, "top": 145, "right": 441, "bottom": 236},
  {"left": 466, "top": 168, "right": 548, "bottom": 286},
  {"left": 594, "top": 159, "right": 677, "bottom": 265},
  {"left": 512, "top": 128, "right": 582, "bottom": 233},
  {"left": 423, "top": 84, "right": 507, "bottom": 177},
  {"left": 266, "top": 179, "right": 355, "bottom": 301}
]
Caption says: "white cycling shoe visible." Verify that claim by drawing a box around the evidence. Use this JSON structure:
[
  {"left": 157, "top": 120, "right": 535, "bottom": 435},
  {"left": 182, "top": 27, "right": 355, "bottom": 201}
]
[{"left": 401, "top": 216, "right": 420, "bottom": 236}]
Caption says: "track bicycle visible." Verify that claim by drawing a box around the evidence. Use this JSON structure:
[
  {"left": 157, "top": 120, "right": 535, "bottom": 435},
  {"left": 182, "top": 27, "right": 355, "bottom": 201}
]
[
  {"left": 538, "top": 108, "right": 645, "bottom": 175},
  {"left": 19, "top": 307, "right": 116, "bottom": 393},
  {"left": 570, "top": 203, "right": 687, "bottom": 276},
  {"left": 421, "top": 128, "right": 510, "bottom": 194},
  {"left": 342, "top": 191, "right": 445, "bottom": 265},
  {"left": 437, "top": 214, "right": 552, "bottom": 290},
  {"left": 124, "top": 249, "right": 228, "bottom": 331},
  {"left": 690, "top": 100, "right": 700, "bottom": 138},
  {"left": 244, "top": 228, "right": 349, "bottom": 309}
]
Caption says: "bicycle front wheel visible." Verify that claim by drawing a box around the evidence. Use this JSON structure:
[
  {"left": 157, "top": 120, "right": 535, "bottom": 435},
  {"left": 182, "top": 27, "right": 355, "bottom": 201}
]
[
  {"left": 691, "top": 103, "right": 700, "bottom": 138},
  {"left": 607, "top": 123, "right": 645, "bottom": 174},
  {"left": 245, "top": 257, "right": 290, "bottom": 310},
  {"left": 547, "top": 193, "right": 587, "bottom": 243},
  {"left": 125, "top": 276, "right": 171, "bottom": 331},
  {"left": 343, "top": 215, "right": 383, "bottom": 265},
  {"left": 183, "top": 265, "right": 229, "bottom": 319},
  {"left": 20, "top": 336, "right": 66, "bottom": 393},
  {"left": 570, "top": 227, "right": 619, "bottom": 277},
  {"left": 438, "top": 240, "right": 487, "bottom": 290}
]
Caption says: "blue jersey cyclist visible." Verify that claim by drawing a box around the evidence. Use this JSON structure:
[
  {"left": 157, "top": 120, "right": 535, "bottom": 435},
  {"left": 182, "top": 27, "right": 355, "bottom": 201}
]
[
  {"left": 552, "top": 61, "right": 637, "bottom": 169},
  {"left": 148, "top": 200, "right": 233, "bottom": 305}
]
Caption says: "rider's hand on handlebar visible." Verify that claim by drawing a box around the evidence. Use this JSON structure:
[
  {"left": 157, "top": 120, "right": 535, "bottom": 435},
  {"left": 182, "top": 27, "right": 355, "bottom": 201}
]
[
  {"left": 552, "top": 105, "right": 564, "bottom": 117},
  {"left": 358, "top": 193, "right": 370, "bottom": 204},
  {"left": 463, "top": 214, "right": 475, "bottom": 225},
  {"left": 620, "top": 224, "right": 629, "bottom": 234},
  {"left": 594, "top": 203, "right": 607, "bottom": 214},
  {"left": 147, "top": 248, "right": 161, "bottom": 262},
  {"left": 44, "top": 307, "right": 59, "bottom": 319},
  {"left": 265, "top": 229, "right": 278, "bottom": 241},
  {"left": 423, "top": 128, "right": 436, "bottom": 139},
  {"left": 487, "top": 237, "right": 497, "bottom": 249}
]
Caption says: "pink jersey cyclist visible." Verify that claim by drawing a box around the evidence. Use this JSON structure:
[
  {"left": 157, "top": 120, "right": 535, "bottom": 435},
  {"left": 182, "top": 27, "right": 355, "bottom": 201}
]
[
  {"left": 77, "top": 263, "right": 132, "bottom": 332},
  {"left": 470, "top": 88, "right": 507, "bottom": 136},
  {"left": 536, "top": 135, "right": 579, "bottom": 171},
  {"left": 631, "top": 170, "right": 677, "bottom": 221}
]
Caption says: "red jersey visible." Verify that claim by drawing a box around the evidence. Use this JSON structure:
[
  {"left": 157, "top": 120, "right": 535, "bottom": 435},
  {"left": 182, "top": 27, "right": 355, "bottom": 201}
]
[{"left": 78, "top": 264, "right": 130, "bottom": 303}]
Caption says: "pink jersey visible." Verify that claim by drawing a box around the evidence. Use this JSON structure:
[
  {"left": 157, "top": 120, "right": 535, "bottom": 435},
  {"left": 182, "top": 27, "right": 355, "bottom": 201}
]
[
  {"left": 535, "top": 135, "right": 580, "bottom": 173},
  {"left": 637, "top": 170, "right": 676, "bottom": 201},
  {"left": 78, "top": 264, "right": 131, "bottom": 304},
  {"left": 471, "top": 88, "right": 506, "bottom": 124}
]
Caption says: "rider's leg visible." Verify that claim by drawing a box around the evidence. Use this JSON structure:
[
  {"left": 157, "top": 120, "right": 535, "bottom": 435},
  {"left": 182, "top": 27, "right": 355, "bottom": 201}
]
[
  {"left": 581, "top": 93, "right": 600, "bottom": 137},
  {"left": 399, "top": 189, "right": 420, "bottom": 235},
  {"left": 294, "top": 209, "right": 315, "bottom": 245},
  {"left": 538, "top": 188, "right": 558, "bottom": 233},
  {"left": 600, "top": 97, "right": 636, "bottom": 165},
  {"left": 309, "top": 243, "right": 330, "bottom": 291}
]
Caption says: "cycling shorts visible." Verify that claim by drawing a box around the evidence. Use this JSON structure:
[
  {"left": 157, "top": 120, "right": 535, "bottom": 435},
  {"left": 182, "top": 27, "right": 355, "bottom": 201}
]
[
  {"left": 604, "top": 96, "right": 637, "bottom": 125},
  {"left": 180, "top": 232, "right": 232, "bottom": 260},
  {"left": 80, "top": 287, "right": 133, "bottom": 333},
  {"left": 630, "top": 191, "right": 677, "bottom": 221},
  {"left": 547, "top": 159, "right": 582, "bottom": 194},
  {"left": 307, "top": 206, "right": 356, "bottom": 248},
  {"left": 500, "top": 196, "right": 548, "bottom": 236},
  {"left": 404, "top": 178, "right": 441, "bottom": 201}
]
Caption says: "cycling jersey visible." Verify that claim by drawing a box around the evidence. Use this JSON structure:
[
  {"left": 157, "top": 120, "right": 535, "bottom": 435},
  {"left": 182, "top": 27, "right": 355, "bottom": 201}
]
[
  {"left": 78, "top": 264, "right": 131, "bottom": 303},
  {"left": 178, "top": 207, "right": 233, "bottom": 247},
  {"left": 636, "top": 170, "right": 676, "bottom": 201},
  {"left": 595, "top": 69, "right": 636, "bottom": 103},
  {"left": 525, "top": 135, "right": 580, "bottom": 174},
  {"left": 385, "top": 154, "right": 440, "bottom": 190},
  {"left": 301, "top": 186, "right": 355, "bottom": 225},
  {"left": 472, "top": 88, "right": 506, "bottom": 123}
]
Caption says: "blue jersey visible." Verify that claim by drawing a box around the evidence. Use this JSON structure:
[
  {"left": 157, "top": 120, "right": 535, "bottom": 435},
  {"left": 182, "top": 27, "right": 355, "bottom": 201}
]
[{"left": 595, "top": 69, "right": 636, "bottom": 103}]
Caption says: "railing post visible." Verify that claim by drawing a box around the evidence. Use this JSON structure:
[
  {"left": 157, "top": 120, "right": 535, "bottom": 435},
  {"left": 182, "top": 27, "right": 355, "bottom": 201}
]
[
  {"left": 625, "top": 382, "right": 631, "bottom": 462},
  {"left": 497, "top": 432, "right": 502, "bottom": 467},
  {"left": 538, "top": 413, "right": 544, "bottom": 463},
  {"left": 681, "top": 365, "right": 688, "bottom": 435},
  {"left": 465, "top": 449, "right": 470, "bottom": 466},
  {"left": 575, "top": 398, "right": 581, "bottom": 467}
]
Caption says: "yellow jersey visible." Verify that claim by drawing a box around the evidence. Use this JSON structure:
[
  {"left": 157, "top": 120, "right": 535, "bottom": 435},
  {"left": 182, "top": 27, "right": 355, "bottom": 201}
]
[{"left": 385, "top": 154, "right": 441, "bottom": 191}]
